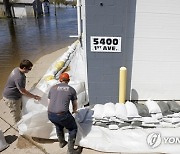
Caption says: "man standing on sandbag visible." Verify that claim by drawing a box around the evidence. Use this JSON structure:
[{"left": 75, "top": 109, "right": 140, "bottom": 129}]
[
  {"left": 2, "top": 59, "right": 41, "bottom": 123},
  {"left": 48, "top": 72, "right": 81, "bottom": 154}
]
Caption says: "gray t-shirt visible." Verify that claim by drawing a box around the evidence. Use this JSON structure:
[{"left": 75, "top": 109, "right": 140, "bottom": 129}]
[
  {"left": 3, "top": 67, "right": 26, "bottom": 100},
  {"left": 48, "top": 83, "right": 77, "bottom": 113}
]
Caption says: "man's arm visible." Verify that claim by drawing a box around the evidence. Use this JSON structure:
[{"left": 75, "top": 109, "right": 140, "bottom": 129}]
[
  {"left": 20, "top": 88, "right": 41, "bottom": 100},
  {"left": 72, "top": 100, "right": 78, "bottom": 113},
  {"left": 48, "top": 99, "right": 50, "bottom": 105}
]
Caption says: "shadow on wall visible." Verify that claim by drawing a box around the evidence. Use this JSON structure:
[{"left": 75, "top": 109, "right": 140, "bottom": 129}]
[
  {"left": 130, "top": 88, "right": 139, "bottom": 101},
  {"left": 126, "top": 0, "right": 137, "bottom": 101}
]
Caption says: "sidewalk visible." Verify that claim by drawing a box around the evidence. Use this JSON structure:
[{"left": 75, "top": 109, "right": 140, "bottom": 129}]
[{"left": 0, "top": 46, "right": 111, "bottom": 154}]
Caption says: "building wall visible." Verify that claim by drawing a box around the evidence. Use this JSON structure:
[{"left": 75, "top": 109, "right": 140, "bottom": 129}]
[
  {"left": 131, "top": 0, "right": 180, "bottom": 100},
  {"left": 83, "top": 0, "right": 180, "bottom": 104},
  {"left": 83, "top": 0, "right": 136, "bottom": 104}
]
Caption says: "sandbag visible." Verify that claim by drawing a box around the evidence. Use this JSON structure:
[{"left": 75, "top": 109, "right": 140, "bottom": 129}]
[
  {"left": 134, "top": 103, "right": 151, "bottom": 117},
  {"left": 157, "top": 101, "right": 173, "bottom": 116},
  {"left": 102, "top": 102, "right": 116, "bottom": 118},
  {"left": 167, "top": 100, "right": 180, "bottom": 113},
  {"left": 92, "top": 104, "right": 104, "bottom": 119},
  {"left": 125, "top": 101, "right": 141, "bottom": 118},
  {"left": 115, "top": 103, "right": 128, "bottom": 121},
  {"left": 145, "top": 99, "right": 162, "bottom": 114}
]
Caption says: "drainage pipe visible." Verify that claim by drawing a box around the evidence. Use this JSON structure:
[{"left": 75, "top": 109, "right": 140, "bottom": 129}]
[
  {"left": 77, "top": 0, "right": 81, "bottom": 39},
  {"left": 70, "top": 0, "right": 81, "bottom": 40}
]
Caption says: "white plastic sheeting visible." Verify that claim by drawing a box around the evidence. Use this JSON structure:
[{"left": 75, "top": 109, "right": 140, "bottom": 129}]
[
  {"left": 74, "top": 104, "right": 180, "bottom": 153},
  {"left": 18, "top": 40, "right": 88, "bottom": 139},
  {"left": 76, "top": 122, "right": 180, "bottom": 153},
  {"left": 17, "top": 40, "right": 180, "bottom": 153}
]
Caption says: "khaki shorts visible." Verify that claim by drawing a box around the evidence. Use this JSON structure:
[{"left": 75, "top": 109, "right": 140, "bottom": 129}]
[{"left": 2, "top": 97, "right": 22, "bottom": 123}]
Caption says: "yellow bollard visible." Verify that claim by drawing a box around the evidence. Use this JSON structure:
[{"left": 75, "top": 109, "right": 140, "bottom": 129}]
[{"left": 119, "top": 67, "right": 127, "bottom": 103}]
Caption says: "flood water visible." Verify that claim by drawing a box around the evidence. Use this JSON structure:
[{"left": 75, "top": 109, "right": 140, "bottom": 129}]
[{"left": 0, "top": 6, "right": 77, "bottom": 97}]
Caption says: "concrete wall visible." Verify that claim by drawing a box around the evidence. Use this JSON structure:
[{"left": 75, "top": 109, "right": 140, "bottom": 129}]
[
  {"left": 13, "top": 7, "right": 27, "bottom": 17},
  {"left": 0, "top": 0, "right": 42, "bottom": 18},
  {"left": 83, "top": 0, "right": 180, "bottom": 104},
  {"left": 11, "top": 6, "right": 35, "bottom": 18},
  {"left": 25, "top": 5, "right": 34, "bottom": 17},
  {"left": 0, "top": 5, "right": 5, "bottom": 17}
]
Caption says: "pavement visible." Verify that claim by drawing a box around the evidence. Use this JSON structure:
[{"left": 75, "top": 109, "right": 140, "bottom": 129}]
[{"left": 0, "top": 46, "right": 119, "bottom": 154}]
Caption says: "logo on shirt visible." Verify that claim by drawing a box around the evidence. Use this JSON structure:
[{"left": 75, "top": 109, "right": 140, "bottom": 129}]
[{"left": 57, "top": 86, "right": 69, "bottom": 91}]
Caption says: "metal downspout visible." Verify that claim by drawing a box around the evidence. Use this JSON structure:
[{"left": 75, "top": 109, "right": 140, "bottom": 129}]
[
  {"left": 70, "top": 0, "right": 82, "bottom": 44},
  {"left": 77, "top": 0, "right": 81, "bottom": 40}
]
